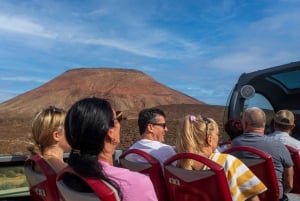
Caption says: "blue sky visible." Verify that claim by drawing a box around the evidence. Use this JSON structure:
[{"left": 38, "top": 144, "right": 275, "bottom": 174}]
[{"left": 0, "top": 0, "right": 300, "bottom": 105}]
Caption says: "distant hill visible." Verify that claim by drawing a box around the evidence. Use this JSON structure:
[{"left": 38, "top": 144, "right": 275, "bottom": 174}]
[
  {"left": 0, "top": 68, "right": 220, "bottom": 154},
  {"left": 0, "top": 68, "right": 203, "bottom": 119}
]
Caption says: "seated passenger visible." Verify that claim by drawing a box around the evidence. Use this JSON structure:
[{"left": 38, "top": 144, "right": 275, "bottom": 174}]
[
  {"left": 127, "top": 108, "right": 176, "bottom": 164},
  {"left": 232, "top": 107, "right": 294, "bottom": 201},
  {"left": 28, "top": 106, "right": 70, "bottom": 172},
  {"left": 269, "top": 109, "right": 300, "bottom": 153},
  {"left": 225, "top": 118, "right": 243, "bottom": 140},
  {"left": 217, "top": 118, "right": 243, "bottom": 152},
  {"left": 64, "top": 97, "right": 158, "bottom": 201},
  {"left": 176, "top": 115, "right": 266, "bottom": 201},
  {"left": 291, "top": 118, "right": 300, "bottom": 140}
]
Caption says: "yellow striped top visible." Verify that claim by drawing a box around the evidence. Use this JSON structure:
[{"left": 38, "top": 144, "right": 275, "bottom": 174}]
[{"left": 205, "top": 153, "right": 267, "bottom": 201}]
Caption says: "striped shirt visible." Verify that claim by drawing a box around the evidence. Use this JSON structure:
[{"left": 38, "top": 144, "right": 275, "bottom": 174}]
[{"left": 206, "top": 153, "right": 267, "bottom": 201}]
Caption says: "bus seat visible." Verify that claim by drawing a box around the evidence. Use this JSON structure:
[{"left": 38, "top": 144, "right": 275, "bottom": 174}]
[
  {"left": 56, "top": 166, "right": 120, "bottom": 201},
  {"left": 224, "top": 146, "right": 279, "bottom": 201},
  {"left": 163, "top": 153, "right": 232, "bottom": 201},
  {"left": 24, "top": 154, "right": 59, "bottom": 201},
  {"left": 285, "top": 145, "right": 300, "bottom": 193},
  {"left": 119, "top": 149, "right": 169, "bottom": 201},
  {"left": 113, "top": 149, "right": 126, "bottom": 166}
]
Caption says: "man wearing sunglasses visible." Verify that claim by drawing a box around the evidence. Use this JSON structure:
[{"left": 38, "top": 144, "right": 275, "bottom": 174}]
[{"left": 127, "top": 108, "right": 176, "bottom": 164}]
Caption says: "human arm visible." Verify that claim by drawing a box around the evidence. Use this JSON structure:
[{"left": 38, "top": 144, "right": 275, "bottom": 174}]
[{"left": 283, "top": 166, "right": 294, "bottom": 193}]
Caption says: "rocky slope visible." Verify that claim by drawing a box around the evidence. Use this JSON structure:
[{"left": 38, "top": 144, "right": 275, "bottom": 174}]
[{"left": 0, "top": 68, "right": 222, "bottom": 154}]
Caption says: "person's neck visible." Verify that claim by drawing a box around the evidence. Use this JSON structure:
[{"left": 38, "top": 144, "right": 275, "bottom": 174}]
[
  {"left": 276, "top": 129, "right": 291, "bottom": 135},
  {"left": 142, "top": 133, "right": 158, "bottom": 141},
  {"left": 245, "top": 128, "right": 265, "bottom": 134},
  {"left": 98, "top": 146, "right": 114, "bottom": 166},
  {"left": 43, "top": 147, "right": 64, "bottom": 161},
  {"left": 200, "top": 147, "right": 213, "bottom": 158},
  {"left": 192, "top": 148, "right": 212, "bottom": 170}
]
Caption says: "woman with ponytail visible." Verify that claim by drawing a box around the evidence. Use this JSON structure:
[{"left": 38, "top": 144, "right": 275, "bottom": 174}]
[
  {"left": 176, "top": 115, "right": 266, "bottom": 201},
  {"left": 28, "top": 106, "right": 70, "bottom": 172},
  {"left": 64, "top": 97, "right": 157, "bottom": 201}
]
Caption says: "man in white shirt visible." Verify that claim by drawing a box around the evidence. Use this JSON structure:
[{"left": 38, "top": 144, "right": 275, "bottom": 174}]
[
  {"left": 127, "top": 108, "right": 176, "bottom": 164},
  {"left": 269, "top": 109, "right": 300, "bottom": 153}
]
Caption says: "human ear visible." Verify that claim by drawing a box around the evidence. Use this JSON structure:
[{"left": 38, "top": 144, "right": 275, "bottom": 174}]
[
  {"left": 52, "top": 131, "right": 60, "bottom": 142},
  {"left": 206, "top": 135, "right": 213, "bottom": 146},
  {"left": 106, "top": 129, "right": 118, "bottom": 145},
  {"left": 106, "top": 128, "right": 114, "bottom": 139}
]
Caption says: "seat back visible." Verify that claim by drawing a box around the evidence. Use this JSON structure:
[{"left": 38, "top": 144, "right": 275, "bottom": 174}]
[
  {"left": 119, "top": 149, "right": 168, "bottom": 201},
  {"left": 224, "top": 146, "right": 279, "bottom": 201},
  {"left": 285, "top": 145, "right": 300, "bottom": 193},
  {"left": 24, "top": 154, "right": 59, "bottom": 201},
  {"left": 163, "top": 153, "right": 232, "bottom": 201},
  {"left": 56, "top": 166, "right": 120, "bottom": 201}
]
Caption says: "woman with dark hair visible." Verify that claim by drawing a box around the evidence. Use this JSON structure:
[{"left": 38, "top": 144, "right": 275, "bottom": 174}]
[
  {"left": 64, "top": 97, "right": 157, "bottom": 201},
  {"left": 217, "top": 118, "right": 243, "bottom": 152},
  {"left": 224, "top": 118, "right": 243, "bottom": 140}
]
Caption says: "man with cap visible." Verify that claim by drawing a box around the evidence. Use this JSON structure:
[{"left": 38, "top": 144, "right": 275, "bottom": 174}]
[{"left": 269, "top": 109, "right": 300, "bottom": 153}]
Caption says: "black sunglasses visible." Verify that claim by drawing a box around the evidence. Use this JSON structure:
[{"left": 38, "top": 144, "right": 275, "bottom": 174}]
[
  {"left": 47, "top": 106, "right": 65, "bottom": 114},
  {"left": 150, "top": 122, "right": 167, "bottom": 129},
  {"left": 203, "top": 117, "right": 212, "bottom": 136}
]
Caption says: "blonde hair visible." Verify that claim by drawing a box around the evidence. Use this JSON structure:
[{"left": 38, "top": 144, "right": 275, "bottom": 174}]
[
  {"left": 176, "top": 115, "right": 219, "bottom": 170},
  {"left": 28, "top": 106, "right": 66, "bottom": 155}
]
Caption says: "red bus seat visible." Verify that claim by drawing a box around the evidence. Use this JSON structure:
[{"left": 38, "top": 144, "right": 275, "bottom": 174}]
[
  {"left": 24, "top": 154, "right": 59, "bottom": 201},
  {"left": 56, "top": 166, "right": 120, "bottom": 201},
  {"left": 119, "top": 149, "right": 169, "bottom": 201},
  {"left": 285, "top": 145, "right": 300, "bottom": 193},
  {"left": 224, "top": 146, "right": 279, "bottom": 201},
  {"left": 163, "top": 153, "right": 232, "bottom": 201}
]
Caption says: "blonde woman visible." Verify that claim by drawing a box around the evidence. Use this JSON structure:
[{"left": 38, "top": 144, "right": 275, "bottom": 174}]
[
  {"left": 28, "top": 106, "right": 70, "bottom": 172},
  {"left": 176, "top": 115, "right": 266, "bottom": 201}
]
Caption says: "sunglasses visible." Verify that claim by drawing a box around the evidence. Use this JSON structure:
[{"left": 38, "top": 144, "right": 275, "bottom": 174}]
[
  {"left": 47, "top": 106, "right": 65, "bottom": 114},
  {"left": 114, "top": 111, "right": 123, "bottom": 122},
  {"left": 203, "top": 117, "right": 212, "bottom": 136},
  {"left": 150, "top": 122, "right": 167, "bottom": 129}
]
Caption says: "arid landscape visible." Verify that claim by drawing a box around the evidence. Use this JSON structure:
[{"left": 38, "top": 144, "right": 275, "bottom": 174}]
[{"left": 0, "top": 68, "right": 227, "bottom": 155}]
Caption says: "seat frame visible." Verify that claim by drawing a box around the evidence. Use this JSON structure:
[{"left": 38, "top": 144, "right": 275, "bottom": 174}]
[
  {"left": 163, "top": 152, "right": 232, "bottom": 201},
  {"left": 224, "top": 146, "right": 279, "bottom": 201},
  {"left": 285, "top": 145, "right": 300, "bottom": 193},
  {"left": 119, "top": 148, "right": 169, "bottom": 201},
  {"left": 56, "top": 166, "right": 120, "bottom": 201},
  {"left": 24, "top": 154, "right": 59, "bottom": 201}
]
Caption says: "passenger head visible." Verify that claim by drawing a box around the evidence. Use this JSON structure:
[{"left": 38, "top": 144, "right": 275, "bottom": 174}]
[
  {"left": 224, "top": 118, "right": 243, "bottom": 140},
  {"left": 65, "top": 97, "right": 120, "bottom": 156},
  {"left": 138, "top": 108, "right": 168, "bottom": 142},
  {"left": 29, "top": 106, "right": 69, "bottom": 155},
  {"left": 65, "top": 97, "right": 120, "bottom": 175},
  {"left": 274, "top": 109, "right": 295, "bottom": 132},
  {"left": 176, "top": 115, "right": 219, "bottom": 169},
  {"left": 242, "top": 107, "right": 266, "bottom": 133},
  {"left": 64, "top": 97, "right": 121, "bottom": 196}
]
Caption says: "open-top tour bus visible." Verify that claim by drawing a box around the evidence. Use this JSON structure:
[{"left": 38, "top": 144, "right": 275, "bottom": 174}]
[
  {"left": 224, "top": 61, "right": 300, "bottom": 137},
  {"left": 1, "top": 61, "right": 300, "bottom": 201}
]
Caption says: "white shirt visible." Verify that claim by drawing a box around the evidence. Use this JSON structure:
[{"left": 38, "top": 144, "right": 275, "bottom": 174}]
[
  {"left": 126, "top": 139, "right": 176, "bottom": 165},
  {"left": 269, "top": 131, "right": 300, "bottom": 153}
]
